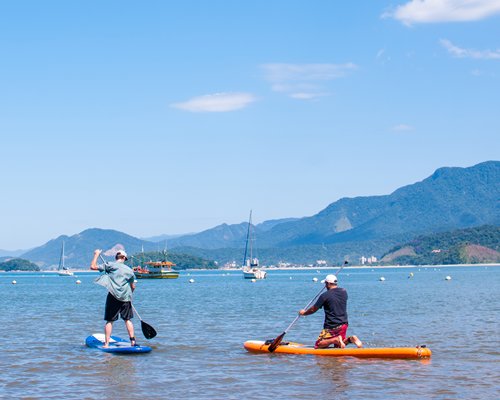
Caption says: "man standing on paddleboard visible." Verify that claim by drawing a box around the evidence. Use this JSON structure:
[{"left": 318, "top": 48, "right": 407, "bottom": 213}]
[
  {"left": 90, "top": 249, "right": 137, "bottom": 348},
  {"left": 299, "top": 274, "right": 363, "bottom": 349}
]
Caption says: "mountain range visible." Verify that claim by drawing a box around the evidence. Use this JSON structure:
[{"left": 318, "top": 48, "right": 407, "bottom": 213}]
[{"left": 8, "top": 160, "right": 500, "bottom": 268}]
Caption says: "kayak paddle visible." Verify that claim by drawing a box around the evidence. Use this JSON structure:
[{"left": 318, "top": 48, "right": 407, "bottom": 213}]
[{"left": 267, "top": 261, "right": 349, "bottom": 353}]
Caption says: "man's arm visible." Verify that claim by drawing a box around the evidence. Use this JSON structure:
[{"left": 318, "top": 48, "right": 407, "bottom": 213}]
[
  {"left": 90, "top": 249, "right": 102, "bottom": 270},
  {"left": 299, "top": 305, "right": 319, "bottom": 316}
]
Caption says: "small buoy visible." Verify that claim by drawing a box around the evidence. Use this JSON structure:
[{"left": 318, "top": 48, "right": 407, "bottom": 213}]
[
  {"left": 379, "top": 277, "right": 385, "bottom": 281},
  {"left": 251, "top": 279, "right": 256, "bottom": 283},
  {"left": 289, "top": 277, "right": 293, "bottom": 280},
  {"left": 189, "top": 278, "right": 195, "bottom": 283},
  {"left": 445, "top": 276, "right": 452, "bottom": 281},
  {"left": 12, "top": 280, "right": 17, "bottom": 285},
  {"left": 312, "top": 277, "right": 318, "bottom": 282},
  {"left": 76, "top": 280, "right": 81, "bottom": 284}
]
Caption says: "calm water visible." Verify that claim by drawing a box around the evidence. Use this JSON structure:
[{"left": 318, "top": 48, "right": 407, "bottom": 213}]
[{"left": 1, "top": 266, "right": 499, "bottom": 399}]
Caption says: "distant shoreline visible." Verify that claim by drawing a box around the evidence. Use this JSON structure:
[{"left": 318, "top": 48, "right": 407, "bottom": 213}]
[{"left": 3, "top": 263, "right": 499, "bottom": 273}]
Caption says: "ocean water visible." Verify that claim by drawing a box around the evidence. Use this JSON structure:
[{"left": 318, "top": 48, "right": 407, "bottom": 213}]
[{"left": 1, "top": 266, "right": 498, "bottom": 399}]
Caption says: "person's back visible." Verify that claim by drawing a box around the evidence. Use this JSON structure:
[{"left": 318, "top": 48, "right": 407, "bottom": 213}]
[
  {"left": 315, "top": 287, "right": 348, "bottom": 329},
  {"left": 300, "top": 274, "right": 362, "bottom": 349}
]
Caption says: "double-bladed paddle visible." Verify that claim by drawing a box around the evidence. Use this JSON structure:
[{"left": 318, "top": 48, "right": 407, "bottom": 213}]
[
  {"left": 98, "top": 254, "right": 157, "bottom": 340},
  {"left": 267, "top": 261, "right": 349, "bottom": 352}
]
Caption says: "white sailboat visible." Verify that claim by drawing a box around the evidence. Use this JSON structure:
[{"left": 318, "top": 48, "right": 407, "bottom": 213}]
[
  {"left": 57, "top": 241, "right": 74, "bottom": 276},
  {"left": 242, "top": 210, "right": 267, "bottom": 279}
]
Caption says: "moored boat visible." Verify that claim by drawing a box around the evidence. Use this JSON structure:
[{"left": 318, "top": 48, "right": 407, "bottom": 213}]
[
  {"left": 134, "top": 261, "right": 179, "bottom": 279},
  {"left": 243, "top": 340, "right": 431, "bottom": 359},
  {"left": 242, "top": 210, "right": 267, "bottom": 279},
  {"left": 57, "top": 241, "right": 74, "bottom": 276}
]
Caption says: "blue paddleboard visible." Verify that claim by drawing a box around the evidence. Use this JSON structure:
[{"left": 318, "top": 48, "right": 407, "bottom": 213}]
[{"left": 85, "top": 333, "right": 152, "bottom": 354}]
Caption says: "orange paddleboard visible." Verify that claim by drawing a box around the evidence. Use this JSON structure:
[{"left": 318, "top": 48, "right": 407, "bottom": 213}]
[{"left": 244, "top": 340, "right": 431, "bottom": 359}]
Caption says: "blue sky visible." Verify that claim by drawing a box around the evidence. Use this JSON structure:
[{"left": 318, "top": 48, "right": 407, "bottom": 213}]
[{"left": 1, "top": 0, "right": 499, "bottom": 250}]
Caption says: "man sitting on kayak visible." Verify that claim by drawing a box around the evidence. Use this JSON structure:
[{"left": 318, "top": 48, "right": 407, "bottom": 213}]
[{"left": 299, "top": 274, "right": 363, "bottom": 349}]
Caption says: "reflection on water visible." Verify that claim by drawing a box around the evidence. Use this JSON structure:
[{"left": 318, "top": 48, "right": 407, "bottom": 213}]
[{"left": 0, "top": 267, "right": 499, "bottom": 399}]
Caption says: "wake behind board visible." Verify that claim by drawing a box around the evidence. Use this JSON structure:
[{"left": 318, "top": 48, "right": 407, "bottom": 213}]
[
  {"left": 244, "top": 340, "right": 431, "bottom": 359},
  {"left": 86, "top": 333, "right": 152, "bottom": 354}
]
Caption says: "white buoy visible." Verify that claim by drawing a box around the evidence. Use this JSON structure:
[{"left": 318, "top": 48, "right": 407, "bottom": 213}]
[
  {"left": 379, "top": 277, "right": 385, "bottom": 281},
  {"left": 251, "top": 278, "right": 256, "bottom": 283},
  {"left": 445, "top": 276, "right": 452, "bottom": 281},
  {"left": 189, "top": 278, "right": 195, "bottom": 283},
  {"left": 12, "top": 280, "right": 17, "bottom": 285},
  {"left": 76, "top": 280, "right": 81, "bottom": 284},
  {"left": 312, "top": 277, "right": 318, "bottom": 282}
]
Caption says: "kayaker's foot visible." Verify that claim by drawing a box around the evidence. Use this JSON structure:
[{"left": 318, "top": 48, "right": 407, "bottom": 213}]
[
  {"left": 130, "top": 337, "right": 137, "bottom": 347},
  {"left": 103, "top": 343, "right": 109, "bottom": 348},
  {"left": 351, "top": 335, "right": 363, "bottom": 348}
]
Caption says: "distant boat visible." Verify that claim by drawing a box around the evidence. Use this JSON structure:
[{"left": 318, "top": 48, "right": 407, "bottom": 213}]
[
  {"left": 133, "top": 250, "right": 179, "bottom": 279},
  {"left": 57, "top": 241, "right": 74, "bottom": 276},
  {"left": 242, "top": 210, "right": 267, "bottom": 280}
]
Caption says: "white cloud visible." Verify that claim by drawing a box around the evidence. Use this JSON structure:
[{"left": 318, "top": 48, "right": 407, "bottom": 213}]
[
  {"left": 383, "top": 0, "right": 500, "bottom": 25},
  {"left": 171, "top": 92, "right": 256, "bottom": 112},
  {"left": 440, "top": 39, "right": 500, "bottom": 59},
  {"left": 261, "top": 63, "right": 357, "bottom": 100},
  {"left": 393, "top": 124, "right": 414, "bottom": 132}
]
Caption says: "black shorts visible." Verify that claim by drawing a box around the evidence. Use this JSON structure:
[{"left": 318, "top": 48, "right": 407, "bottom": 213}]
[{"left": 104, "top": 293, "right": 133, "bottom": 322}]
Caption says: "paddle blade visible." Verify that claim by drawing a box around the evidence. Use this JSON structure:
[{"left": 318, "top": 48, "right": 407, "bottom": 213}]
[
  {"left": 267, "top": 332, "right": 286, "bottom": 353},
  {"left": 141, "top": 320, "right": 157, "bottom": 339}
]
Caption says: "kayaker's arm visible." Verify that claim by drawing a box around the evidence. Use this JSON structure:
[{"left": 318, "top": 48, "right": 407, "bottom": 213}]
[
  {"left": 299, "top": 306, "right": 319, "bottom": 316},
  {"left": 90, "top": 249, "right": 102, "bottom": 270}
]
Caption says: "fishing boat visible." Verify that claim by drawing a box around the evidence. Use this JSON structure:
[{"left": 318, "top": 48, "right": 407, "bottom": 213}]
[
  {"left": 242, "top": 210, "right": 267, "bottom": 279},
  {"left": 133, "top": 250, "right": 179, "bottom": 279},
  {"left": 57, "top": 241, "right": 74, "bottom": 276}
]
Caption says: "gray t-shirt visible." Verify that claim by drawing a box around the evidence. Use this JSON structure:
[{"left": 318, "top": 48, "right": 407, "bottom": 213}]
[{"left": 94, "top": 261, "right": 135, "bottom": 302}]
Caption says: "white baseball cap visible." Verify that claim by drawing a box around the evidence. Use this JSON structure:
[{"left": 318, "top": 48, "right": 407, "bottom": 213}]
[
  {"left": 321, "top": 274, "right": 338, "bottom": 284},
  {"left": 116, "top": 250, "right": 128, "bottom": 260}
]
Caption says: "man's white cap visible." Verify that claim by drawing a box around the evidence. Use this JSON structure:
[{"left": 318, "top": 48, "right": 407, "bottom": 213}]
[
  {"left": 116, "top": 250, "right": 128, "bottom": 260},
  {"left": 321, "top": 274, "right": 338, "bottom": 284}
]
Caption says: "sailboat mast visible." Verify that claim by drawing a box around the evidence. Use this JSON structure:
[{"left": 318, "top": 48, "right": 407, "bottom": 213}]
[
  {"left": 242, "top": 210, "right": 252, "bottom": 267},
  {"left": 59, "top": 241, "right": 65, "bottom": 270}
]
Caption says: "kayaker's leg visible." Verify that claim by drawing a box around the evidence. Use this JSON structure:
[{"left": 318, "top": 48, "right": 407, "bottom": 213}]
[
  {"left": 104, "top": 321, "right": 113, "bottom": 348},
  {"left": 316, "top": 335, "right": 345, "bottom": 349}
]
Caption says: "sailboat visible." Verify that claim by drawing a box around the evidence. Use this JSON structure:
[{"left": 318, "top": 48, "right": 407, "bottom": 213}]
[
  {"left": 57, "top": 241, "right": 74, "bottom": 276},
  {"left": 242, "top": 210, "right": 267, "bottom": 279}
]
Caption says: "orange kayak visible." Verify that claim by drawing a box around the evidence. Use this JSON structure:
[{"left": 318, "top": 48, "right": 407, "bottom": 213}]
[{"left": 243, "top": 340, "right": 431, "bottom": 359}]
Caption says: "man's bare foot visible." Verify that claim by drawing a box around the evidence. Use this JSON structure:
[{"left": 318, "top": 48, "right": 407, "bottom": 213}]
[
  {"left": 333, "top": 336, "right": 346, "bottom": 348},
  {"left": 351, "top": 335, "right": 363, "bottom": 348},
  {"left": 103, "top": 343, "right": 109, "bottom": 348}
]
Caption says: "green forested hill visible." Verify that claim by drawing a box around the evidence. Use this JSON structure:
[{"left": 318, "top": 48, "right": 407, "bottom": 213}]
[
  {"left": 380, "top": 225, "right": 500, "bottom": 265},
  {"left": 0, "top": 258, "right": 40, "bottom": 271}
]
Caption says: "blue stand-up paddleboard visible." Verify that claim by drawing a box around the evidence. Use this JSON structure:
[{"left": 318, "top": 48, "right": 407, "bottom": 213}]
[{"left": 85, "top": 333, "right": 152, "bottom": 354}]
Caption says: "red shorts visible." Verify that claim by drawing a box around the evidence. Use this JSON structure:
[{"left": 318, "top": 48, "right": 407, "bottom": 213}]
[{"left": 315, "top": 324, "right": 348, "bottom": 348}]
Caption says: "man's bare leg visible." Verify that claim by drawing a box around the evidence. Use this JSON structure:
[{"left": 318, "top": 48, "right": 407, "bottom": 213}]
[
  {"left": 125, "top": 320, "right": 135, "bottom": 345},
  {"left": 104, "top": 321, "right": 113, "bottom": 348}
]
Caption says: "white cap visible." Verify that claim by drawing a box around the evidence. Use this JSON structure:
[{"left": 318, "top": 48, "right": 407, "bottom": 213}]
[
  {"left": 116, "top": 250, "right": 128, "bottom": 260},
  {"left": 321, "top": 274, "right": 338, "bottom": 284}
]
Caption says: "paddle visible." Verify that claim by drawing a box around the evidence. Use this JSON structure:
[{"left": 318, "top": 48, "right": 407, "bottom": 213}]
[
  {"left": 267, "top": 261, "right": 349, "bottom": 353},
  {"left": 98, "top": 254, "right": 157, "bottom": 340},
  {"left": 131, "top": 304, "right": 157, "bottom": 340}
]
